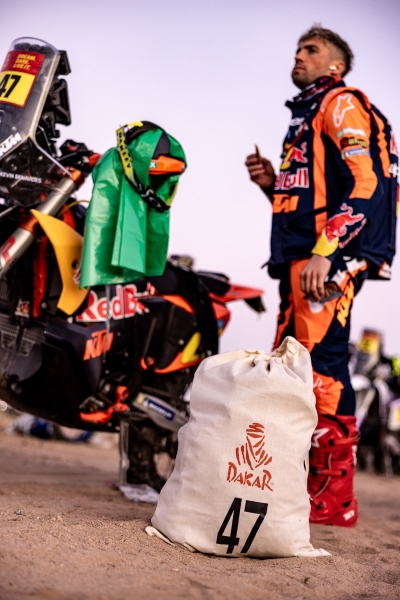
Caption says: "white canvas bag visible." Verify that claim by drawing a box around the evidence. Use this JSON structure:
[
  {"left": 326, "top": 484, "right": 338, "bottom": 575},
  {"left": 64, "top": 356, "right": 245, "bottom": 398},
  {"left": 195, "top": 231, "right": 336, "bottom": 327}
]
[{"left": 148, "top": 337, "right": 329, "bottom": 558}]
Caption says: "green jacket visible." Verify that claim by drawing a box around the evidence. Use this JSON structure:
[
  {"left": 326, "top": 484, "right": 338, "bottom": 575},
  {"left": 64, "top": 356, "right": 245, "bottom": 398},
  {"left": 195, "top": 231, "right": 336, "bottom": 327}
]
[{"left": 80, "top": 126, "right": 186, "bottom": 287}]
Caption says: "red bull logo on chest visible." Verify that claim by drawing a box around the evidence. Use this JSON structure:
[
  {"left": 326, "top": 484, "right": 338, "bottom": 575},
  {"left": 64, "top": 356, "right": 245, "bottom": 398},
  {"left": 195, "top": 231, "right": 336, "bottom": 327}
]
[{"left": 281, "top": 142, "right": 308, "bottom": 170}]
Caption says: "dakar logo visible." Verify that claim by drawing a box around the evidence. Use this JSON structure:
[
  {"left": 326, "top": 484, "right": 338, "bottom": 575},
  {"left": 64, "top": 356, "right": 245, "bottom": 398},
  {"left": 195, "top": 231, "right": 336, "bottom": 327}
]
[{"left": 227, "top": 423, "right": 273, "bottom": 492}]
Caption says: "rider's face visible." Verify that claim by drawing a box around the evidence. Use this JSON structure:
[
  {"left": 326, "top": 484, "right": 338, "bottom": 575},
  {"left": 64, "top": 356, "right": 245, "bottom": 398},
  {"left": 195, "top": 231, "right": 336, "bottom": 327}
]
[{"left": 291, "top": 37, "right": 337, "bottom": 89}]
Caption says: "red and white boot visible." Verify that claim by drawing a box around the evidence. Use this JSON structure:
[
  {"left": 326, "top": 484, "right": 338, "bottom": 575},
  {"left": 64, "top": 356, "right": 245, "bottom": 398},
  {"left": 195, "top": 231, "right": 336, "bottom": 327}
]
[{"left": 308, "top": 414, "right": 359, "bottom": 527}]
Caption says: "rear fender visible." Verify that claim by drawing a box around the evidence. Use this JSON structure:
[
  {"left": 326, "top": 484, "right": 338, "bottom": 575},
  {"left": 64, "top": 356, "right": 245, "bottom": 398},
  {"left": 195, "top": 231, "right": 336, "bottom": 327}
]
[{"left": 210, "top": 283, "right": 265, "bottom": 313}]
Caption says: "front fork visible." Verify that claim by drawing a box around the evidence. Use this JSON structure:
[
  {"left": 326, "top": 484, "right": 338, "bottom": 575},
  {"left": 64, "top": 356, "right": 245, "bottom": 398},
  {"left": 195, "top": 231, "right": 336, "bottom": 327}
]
[{"left": 0, "top": 173, "right": 80, "bottom": 277}]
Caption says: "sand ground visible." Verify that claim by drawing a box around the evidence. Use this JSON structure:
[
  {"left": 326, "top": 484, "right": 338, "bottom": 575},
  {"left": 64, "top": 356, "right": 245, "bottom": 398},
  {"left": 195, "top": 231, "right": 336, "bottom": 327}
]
[{"left": 0, "top": 426, "right": 399, "bottom": 600}]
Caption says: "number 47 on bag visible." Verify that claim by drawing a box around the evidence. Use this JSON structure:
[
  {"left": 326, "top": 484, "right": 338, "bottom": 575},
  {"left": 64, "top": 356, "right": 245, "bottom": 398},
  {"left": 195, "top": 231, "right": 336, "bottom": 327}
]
[{"left": 216, "top": 497, "right": 268, "bottom": 554}]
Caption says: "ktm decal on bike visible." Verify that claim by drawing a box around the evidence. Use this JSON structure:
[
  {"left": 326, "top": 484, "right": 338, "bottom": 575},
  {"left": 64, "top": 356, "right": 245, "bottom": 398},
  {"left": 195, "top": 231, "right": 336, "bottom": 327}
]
[
  {"left": 226, "top": 423, "right": 273, "bottom": 492},
  {"left": 83, "top": 329, "right": 114, "bottom": 360}
]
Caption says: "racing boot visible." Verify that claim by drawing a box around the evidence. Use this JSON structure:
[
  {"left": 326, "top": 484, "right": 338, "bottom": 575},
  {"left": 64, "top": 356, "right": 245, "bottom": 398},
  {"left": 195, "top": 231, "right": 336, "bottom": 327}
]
[{"left": 308, "top": 414, "right": 359, "bottom": 527}]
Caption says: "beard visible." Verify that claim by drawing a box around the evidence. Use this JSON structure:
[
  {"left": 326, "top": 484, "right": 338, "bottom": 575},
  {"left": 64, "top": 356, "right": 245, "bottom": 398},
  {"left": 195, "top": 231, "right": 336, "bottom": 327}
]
[{"left": 291, "top": 69, "right": 309, "bottom": 90}]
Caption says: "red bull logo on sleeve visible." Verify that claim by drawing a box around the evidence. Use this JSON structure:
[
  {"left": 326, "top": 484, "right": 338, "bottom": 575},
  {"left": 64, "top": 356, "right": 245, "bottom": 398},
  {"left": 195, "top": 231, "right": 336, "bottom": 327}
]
[{"left": 325, "top": 203, "right": 365, "bottom": 243}]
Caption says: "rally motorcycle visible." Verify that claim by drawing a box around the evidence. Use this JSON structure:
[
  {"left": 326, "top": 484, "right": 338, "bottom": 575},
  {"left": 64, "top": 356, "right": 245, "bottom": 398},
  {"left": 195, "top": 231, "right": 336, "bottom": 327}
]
[
  {"left": 0, "top": 37, "right": 265, "bottom": 484},
  {"left": 351, "top": 329, "right": 400, "bottom": 475}
]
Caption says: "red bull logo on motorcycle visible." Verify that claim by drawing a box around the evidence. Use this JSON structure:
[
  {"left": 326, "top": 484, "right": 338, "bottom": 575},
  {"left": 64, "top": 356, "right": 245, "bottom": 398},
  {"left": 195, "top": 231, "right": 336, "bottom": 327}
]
[
  {"left": 76, "top": 283, "right": 155, "bottom": 322},
  {"left": 325, "top": 203, "right": 365, "bottom": 243},
  {"left": 281, "top": 142, "right": 308, "bottom": 170},
  {"left": 226, "top": 423, "right": 273, "bottom": 492},
  {"left": 83, "top": 329, "right": 114, "bottom": 361}
]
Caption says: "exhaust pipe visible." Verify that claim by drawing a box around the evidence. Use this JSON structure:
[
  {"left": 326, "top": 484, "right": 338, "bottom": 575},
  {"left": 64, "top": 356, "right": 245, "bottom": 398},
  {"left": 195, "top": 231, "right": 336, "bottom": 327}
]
[{"left": 132, "top": 392, "right": 188, "bottom": 432}]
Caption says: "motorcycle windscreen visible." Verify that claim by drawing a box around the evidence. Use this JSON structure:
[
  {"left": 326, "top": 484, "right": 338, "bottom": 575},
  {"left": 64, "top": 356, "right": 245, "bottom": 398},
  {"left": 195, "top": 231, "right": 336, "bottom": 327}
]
[{"left": 0, "top": 38, "right": 69, "bottom": 206}]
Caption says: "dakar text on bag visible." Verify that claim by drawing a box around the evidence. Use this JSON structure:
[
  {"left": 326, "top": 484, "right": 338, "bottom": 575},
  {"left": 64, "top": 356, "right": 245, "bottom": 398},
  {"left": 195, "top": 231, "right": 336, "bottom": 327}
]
[{"left": 148, "top": 336, "right": 329, "bottom": 558}]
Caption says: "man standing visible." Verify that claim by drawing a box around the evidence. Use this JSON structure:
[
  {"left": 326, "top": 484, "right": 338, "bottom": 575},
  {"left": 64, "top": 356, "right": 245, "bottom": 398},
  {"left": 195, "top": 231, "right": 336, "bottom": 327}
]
[{"left": 246, "top": 26, "right": 398, "bottom": 527}]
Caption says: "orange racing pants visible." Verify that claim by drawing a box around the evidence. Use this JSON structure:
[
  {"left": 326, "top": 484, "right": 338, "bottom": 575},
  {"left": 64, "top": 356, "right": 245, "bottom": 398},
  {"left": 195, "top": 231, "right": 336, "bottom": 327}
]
[{"left": 273, "top": 257, "right": 369, "bottom": 415}]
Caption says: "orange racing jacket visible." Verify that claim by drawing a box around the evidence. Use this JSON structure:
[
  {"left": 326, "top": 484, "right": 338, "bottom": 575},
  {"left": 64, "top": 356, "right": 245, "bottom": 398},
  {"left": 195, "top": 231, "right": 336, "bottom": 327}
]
[{"left": 267, "top": 76, "right": 398, "bottom": 279}]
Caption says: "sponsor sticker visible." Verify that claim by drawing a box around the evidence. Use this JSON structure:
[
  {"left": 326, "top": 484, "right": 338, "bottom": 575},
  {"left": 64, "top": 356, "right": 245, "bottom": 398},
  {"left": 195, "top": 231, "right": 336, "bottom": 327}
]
[
  {"left": 340, "top": 137, "right": 368, "bottom": 150},
  {"left": 336, "top": 127, "right": 366, "bottom": 139},
  {"left": 146, "top": 399, "right": 175, "bottom": 421},
  {"left": 342, "top": 147, "right": 369, "bottom": 159},
  {"left": 0, "top": 133, "right": 22, "bottom": 158},
  {"left": 0, "top": 170, "right": 42, "bottom": 184},
  {"left": 0, "top": 51, "right": 45, "bottom": 107}
]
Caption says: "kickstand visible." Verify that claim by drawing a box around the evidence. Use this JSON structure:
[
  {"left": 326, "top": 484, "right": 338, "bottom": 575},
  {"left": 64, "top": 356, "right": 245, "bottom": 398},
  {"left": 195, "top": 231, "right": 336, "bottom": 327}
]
[{"left": 118, "top": 419, "right": 130, "bottom": 485}]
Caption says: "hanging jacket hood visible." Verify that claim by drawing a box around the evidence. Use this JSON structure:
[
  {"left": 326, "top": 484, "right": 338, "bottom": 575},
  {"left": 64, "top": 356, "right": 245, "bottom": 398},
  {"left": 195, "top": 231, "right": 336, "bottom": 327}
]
[{"left": 80, "top": 122, "right": 187, "bottom": 288}]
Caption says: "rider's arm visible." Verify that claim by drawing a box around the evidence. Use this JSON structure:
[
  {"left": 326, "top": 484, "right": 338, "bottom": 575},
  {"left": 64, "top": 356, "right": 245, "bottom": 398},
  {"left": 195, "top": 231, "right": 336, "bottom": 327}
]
[
  {"left": 311, "top": 93, "right": 383, "bottom": 261},
  {"left": 245, "top": 154, "right": 276, "bottom": 202}
]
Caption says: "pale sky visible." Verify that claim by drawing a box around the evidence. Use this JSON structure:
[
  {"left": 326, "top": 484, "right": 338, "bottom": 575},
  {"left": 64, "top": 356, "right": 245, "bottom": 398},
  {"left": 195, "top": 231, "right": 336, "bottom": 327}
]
[{"left": 2, "top": 0, "right": 400, "bottom": 355}]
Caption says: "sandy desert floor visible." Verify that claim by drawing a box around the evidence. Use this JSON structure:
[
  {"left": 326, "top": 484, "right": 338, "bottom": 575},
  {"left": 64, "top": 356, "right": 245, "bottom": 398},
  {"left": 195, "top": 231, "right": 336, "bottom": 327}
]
[{"left": 0, "top": 425, "right": 399, "bottom": 600}]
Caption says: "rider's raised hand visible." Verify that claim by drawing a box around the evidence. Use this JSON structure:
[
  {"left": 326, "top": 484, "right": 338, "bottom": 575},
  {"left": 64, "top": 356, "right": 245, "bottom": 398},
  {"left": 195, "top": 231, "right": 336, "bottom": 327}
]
[{"left": 245, "top": 153, "right": 276, "bottom": 190}]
